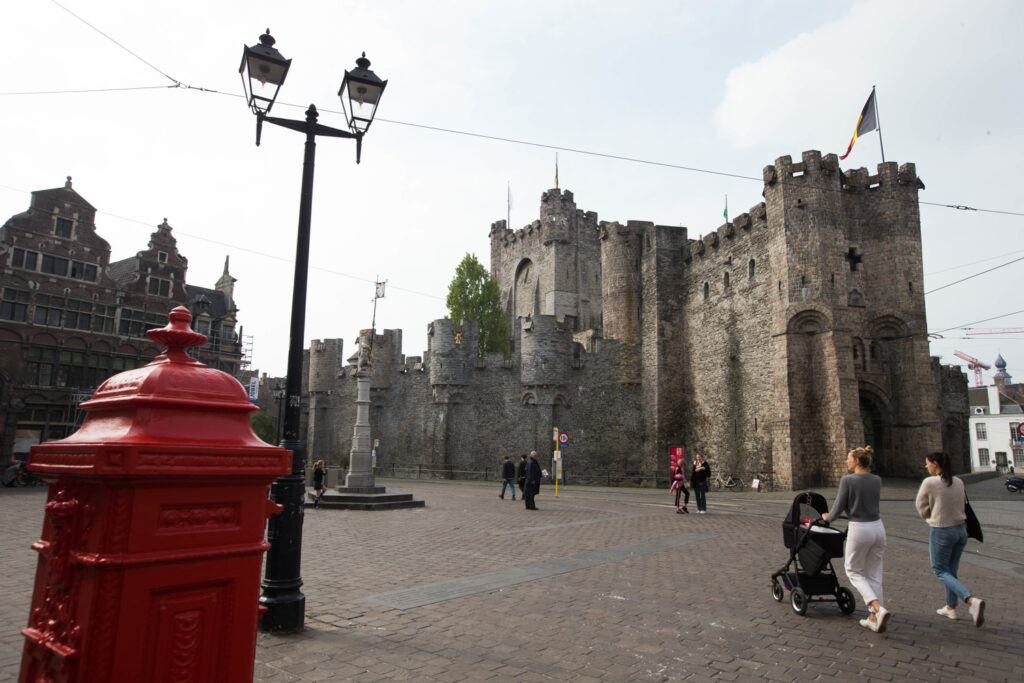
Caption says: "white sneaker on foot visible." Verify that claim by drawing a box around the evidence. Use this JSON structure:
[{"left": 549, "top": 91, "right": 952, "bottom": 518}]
[
  {"left": 936, "top": 606, "right": 958, "bottom": 620},
  {"left": 874, "top": 607, "right": 890, "bottom": 633},
  {"left": 968, "top": 598, "right": 985, "bottom": 627}
]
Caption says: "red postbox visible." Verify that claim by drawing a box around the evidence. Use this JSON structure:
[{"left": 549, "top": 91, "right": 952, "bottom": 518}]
[{"left": 20, "top": 307, "right": 290, "bottom": 683}]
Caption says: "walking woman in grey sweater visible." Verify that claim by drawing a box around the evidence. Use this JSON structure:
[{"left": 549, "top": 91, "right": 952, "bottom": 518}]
[
  {"left": 822, "top": 445, "right": 890, "bottom": 633},
  {"left": 915, "top": 452, "right": 985, "bottom": 627}
]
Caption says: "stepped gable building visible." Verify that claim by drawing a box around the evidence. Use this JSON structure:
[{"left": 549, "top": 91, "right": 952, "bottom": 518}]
[
  {"left": 0, "top": 178, "right": 244, "bottom": 465},
  {"left": 967, "top": 355, "right": 1024, "bottom": 473},
  {"left": 304, "top": 151, "right": 969, "bottom": 489}
]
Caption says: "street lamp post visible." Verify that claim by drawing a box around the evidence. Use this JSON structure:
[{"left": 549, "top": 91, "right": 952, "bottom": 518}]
[
  {"left": 272, "top": 382, "right": 285, "bottom": 445},
  {"left": 239, "top": 29, "right": 386, "bottom": 634}
]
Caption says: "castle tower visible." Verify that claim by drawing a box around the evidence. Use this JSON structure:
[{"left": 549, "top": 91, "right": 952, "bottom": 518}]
[
  {"left": 599, "top": 221, "right": 643, "bottom": 354},
  {"left": 763, "top": 150, "right": 938, "bottom": 486}
]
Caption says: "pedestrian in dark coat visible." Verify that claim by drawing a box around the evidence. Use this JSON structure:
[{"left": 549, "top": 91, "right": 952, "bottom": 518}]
[
  {"left": 312, "top": 460, "right": 327, "bottom": 508},
  {"left": 499, "top": 455, "right": 517, "bottom": 500},
  {"left": 523, "top": 450, "right": 542, "bottom": 510}
]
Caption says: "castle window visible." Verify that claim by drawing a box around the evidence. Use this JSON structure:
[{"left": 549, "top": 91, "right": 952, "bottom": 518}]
[
  {"left": 800, "top": 275, "right": 806, "bottom": 286},
  {"left": 908, "top": 281, "right": 913, "bottom": 292},
  {"left": 723, "top": 272, "right": 730, "bottom": 288},
  {"left": 846, "top": 247, "right": 862, "bottom": 272},
  {"left": 748, "top": 259, "right": 755, "bottom": 278},
  {"left": 703, "top": 282, "right": 709, "bottom": 300},
  {"left": 54, "top": 217, "right": 72, "bottom": 238},
  {"left": 831, "top": 273, "right": 835, "bottom": 287}
]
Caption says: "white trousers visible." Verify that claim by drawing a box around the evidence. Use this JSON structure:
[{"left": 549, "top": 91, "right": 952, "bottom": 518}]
[{"left": 844, "top": 519, "right": 886, "bottom": 607}]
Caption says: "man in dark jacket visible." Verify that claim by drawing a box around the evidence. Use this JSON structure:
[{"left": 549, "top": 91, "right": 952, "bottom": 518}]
[
  {"left": 524, "top": 450, "right": 542, "bottom": 510},
  {"left": 499, "top": 455, "right": 517, "bottom": 500},
  {"left": 516, "top": 454, "right": 527, "bottom": 497}
]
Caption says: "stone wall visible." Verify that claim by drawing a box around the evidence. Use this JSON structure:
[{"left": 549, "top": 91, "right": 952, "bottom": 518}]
[{"left": 304, "top": 151, "right": 968, "bottom": 489}]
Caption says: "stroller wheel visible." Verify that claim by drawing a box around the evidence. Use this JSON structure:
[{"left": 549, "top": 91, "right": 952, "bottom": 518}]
[
  {"left": 791, "top": 588, "right": 808, "bottom": 616},
  {"left": 837, "top": 587, "right": 856, "bottom": 615},
  {"left": 771, "top": 580, "right": 785, "bottom": 603}
]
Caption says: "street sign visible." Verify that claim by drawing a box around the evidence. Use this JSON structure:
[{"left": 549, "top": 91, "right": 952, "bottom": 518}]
[
  {"left": 553, "top": 427, "right": 559, "bottom": 441},
  {"left": 1017, "top": 423, "right": 1024, "bottom": 439},
  {"left": 558, "top": 432, "right": 569, "bottom": 446}
]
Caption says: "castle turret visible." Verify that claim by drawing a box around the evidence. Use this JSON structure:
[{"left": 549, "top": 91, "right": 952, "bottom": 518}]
[
  {"left": 427, "top": 318, "right": 477, "bottom": 385},
  {"left": 519, "top": 315, "right": 570, "bottom": 386},
  {"left": 599, "top": 220, "right": 643, "bottom": 343}
]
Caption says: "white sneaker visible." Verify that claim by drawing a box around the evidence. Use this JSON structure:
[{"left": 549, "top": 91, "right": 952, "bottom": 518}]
[
  {"left": 874, "top": 607, "right": 890, "bottom": 633},
  {"left": 936, "top": 606, "right": 958, "bottom": 620},
  {"left": 968, "top": 598, "right": 985, "bottom": 627}
]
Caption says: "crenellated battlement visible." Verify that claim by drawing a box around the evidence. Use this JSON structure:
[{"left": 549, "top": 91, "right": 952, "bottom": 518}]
[
  {"left": 763, "top": 150, "right": 923, "bottom": 193},
  {"left": 684, "top": 202, "right": 768, "bottom": 264}
]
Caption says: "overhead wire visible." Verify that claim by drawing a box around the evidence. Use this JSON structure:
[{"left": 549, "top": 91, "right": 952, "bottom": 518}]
[{"left": 5, "top": 2, "right": 1022, "bottom": 309}]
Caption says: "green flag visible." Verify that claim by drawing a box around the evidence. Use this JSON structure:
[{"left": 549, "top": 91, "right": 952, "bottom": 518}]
[{"left": 723, "top": 195, "right": 728, "bottom": 223}]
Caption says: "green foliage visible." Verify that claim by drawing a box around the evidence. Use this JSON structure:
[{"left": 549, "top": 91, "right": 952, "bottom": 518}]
[
  {"left": 250, "top": 411, "right": 278, "bottom": 445},
  {"left": 446, "top": 253, "right": 510, "bottom": 357}
]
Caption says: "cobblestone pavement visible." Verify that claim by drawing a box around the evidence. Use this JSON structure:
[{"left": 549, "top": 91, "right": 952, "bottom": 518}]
[{"left": 2, "top": 476, "right": 1021, "bottom": 681}]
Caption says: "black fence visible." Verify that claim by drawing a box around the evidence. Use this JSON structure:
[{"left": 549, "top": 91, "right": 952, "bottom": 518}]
[{"left": 376, "top": 463, "right": 776, "bottom": 492}]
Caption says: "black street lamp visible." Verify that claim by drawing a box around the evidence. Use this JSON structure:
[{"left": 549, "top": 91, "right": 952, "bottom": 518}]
[
  {"left": 240, "top": 29, "right": 386, "bottom": 634},
  {"left": 272, "top": 382, "right": 285, "bottom": 445}
]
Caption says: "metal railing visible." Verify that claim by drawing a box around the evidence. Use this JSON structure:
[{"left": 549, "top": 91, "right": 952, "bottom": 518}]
[{"left": 376, "top": 464, "right": 776, "bottom": 491}]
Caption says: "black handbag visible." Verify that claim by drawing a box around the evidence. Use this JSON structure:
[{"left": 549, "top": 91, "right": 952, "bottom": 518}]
[{"left": 965, "top": 492, "right": 983, "bottom": 543}]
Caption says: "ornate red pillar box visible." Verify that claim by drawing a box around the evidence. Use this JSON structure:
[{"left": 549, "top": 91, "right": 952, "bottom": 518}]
[{"left": 20, "top": 307, "right": 290, "bottom": 683}]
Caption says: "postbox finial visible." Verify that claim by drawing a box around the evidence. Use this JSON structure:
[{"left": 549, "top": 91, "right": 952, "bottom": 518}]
[{"left": 146, "top": 306, "right": 208, "bottom": 362}]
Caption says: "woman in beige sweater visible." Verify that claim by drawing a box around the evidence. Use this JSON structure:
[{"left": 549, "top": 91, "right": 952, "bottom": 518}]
[{"left": 915, "top": 452, "right": 985, "bottom": 627}]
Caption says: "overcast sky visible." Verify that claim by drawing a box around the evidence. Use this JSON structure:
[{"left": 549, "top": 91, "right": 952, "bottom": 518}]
[{"left": 3, "top": 0, "right": 1021, "bottom": 383}]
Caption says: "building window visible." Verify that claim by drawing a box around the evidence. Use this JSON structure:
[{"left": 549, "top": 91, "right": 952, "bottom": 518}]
[
  {"left": 40, "top": 254, "right": 69, "bottom": 277},
  {"left": 1010, "top": 423, "right": 1020, "bottom": 442},
  {"left": 93, "top": 305, "right": 115, "bottom": 334},
  {"left": 976, "top": 423, "right": 987, "bottom": 440},
  {"left": 64, "top": 299, "right": 93, "bottom": 331},
  {"left": 703, "top": 282, "right": 709, "bottom": 300},
  {"left": 158, "top": 251, "right": 168, "bottom": 263},
  {"left": 11, "top": 248, "right": 39, "bottom": 271},
  {"left": 55, "top": 217, "right": 73, "bottom": 238},
  {"left": 148, "top": 277, "right": 171, "bottom": 297},
  {"left": 33, "top": 294, "right": 63, "bottom": 326},
  {"left": 1014, "top": 447, "right": 1024, "bottom": 468},
  {"left": 69, "top": 260, "right": 98, "bottom": 281},
  {"left": 24, "top": 348, "right": 57, "bottom": 386},
  {"left": 119, "top": 308, "right": 163, "bottom": 337},
  {"left": 1, "top": 288, "right": 30, "bottom": 321},
  {"left": 748, "top": 259, "right": 755, "bottom": 279},
  {"left": 723, "top": 272, "right": 730, "bottom": 288},
  {"left": 977, "top": 448, "right": 989, "bottom": 467}
]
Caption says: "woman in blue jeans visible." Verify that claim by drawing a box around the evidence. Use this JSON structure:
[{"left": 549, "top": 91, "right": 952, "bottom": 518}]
[{"left": 915, "top": 452, "right": 985, "bottom": 627}]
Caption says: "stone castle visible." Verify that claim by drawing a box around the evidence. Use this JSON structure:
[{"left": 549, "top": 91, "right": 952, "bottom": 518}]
[{"left": 305, "top": 150, "right": 969, "bottom": 488}]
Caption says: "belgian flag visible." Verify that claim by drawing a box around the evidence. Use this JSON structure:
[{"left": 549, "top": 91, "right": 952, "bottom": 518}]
[{"left": 839, "top": 89, "right": 878, "bottom": 160}]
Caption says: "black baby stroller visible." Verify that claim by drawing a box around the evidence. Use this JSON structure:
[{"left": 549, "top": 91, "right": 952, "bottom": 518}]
[{"left": 770, "top": 492, "right": 856, "bottom": 616}]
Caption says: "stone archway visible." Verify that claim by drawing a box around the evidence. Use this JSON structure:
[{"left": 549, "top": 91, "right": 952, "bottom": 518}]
[{"left": 858, "top": 390, "right": 891, "bottom": 475}]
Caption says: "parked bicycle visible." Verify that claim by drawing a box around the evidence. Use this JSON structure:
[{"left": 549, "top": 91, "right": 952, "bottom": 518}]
[{"left": 712, "top": 472, "right": 743, "bottom": 490}]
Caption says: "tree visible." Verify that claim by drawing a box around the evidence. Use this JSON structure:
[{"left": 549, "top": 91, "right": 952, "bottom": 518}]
[
  {"left": 250, "top": 411, "right": 278, "bottom": 445},
  {"left": 446, "top": 253, "right": 509, "bottom": 357}
]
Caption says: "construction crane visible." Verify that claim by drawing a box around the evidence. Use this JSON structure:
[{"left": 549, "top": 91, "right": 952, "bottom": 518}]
[{"left": 953, "top": 350, "right": 990, "bottom": 387}]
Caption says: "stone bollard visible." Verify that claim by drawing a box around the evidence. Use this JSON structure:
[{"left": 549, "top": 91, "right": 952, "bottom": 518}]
[{"left": 19, "top": 306, "right": 290, "bottom": 683}]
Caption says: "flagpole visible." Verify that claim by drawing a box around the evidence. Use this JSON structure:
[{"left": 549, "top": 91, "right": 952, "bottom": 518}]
[
  {"left": 507, "top": 180, "right": 511, "bottom": 231},
  {"left": 872, "top": 85, "right": 885, "bottom": 163}
]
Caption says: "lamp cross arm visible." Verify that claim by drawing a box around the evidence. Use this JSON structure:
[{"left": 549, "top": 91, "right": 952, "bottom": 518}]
[{"left": 260, "top": 114, "right": 358, "bottom": 139}]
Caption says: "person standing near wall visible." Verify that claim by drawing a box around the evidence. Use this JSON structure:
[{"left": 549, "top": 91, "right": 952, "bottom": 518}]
[
  {"left": 312, "top": 460, "right": 327, "bottom": 508},
  {"left": 523, "top": 450, "right": 542, "bottom": 510},
  {"left": 499, "top": 455, "right": 517, "bottom": 500},
  {"left": 671, "top": 459, "right": 690, "bottom": 514},
  {"left": 691, "top": 454, "right": 710, "bottom": 513}
]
